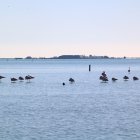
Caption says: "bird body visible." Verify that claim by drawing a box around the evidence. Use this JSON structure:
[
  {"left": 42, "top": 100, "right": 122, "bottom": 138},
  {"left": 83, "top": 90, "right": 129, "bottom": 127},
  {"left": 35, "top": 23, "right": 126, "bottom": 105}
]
[
  {"left": 11, "top": 78, "right": 18, "bottom": 82},
  {"left": 28, "top": 75, "right": 34, "bottom": 79},
  {"left": 112, "top": 77, "right": 118, "bottom": 81},
  {"left": 123, "top": 76, "right": 129, "bottom": 80},
  {"left": 100, "top": 76, "right": 108, "bottom": 82},
  {"left": 69, "top": 78, "right": 75, "bottom": 83},
  {"left": 0, "top": 76, "right": 5, "bottom": 79},
  {"left": 0, "top": 76, "right": 5, "bottom": 82},
  {"left": 100, "top": 71, "right": 108, "bottom": 82},
  {"left": 25, "top": 75, "right": 35, "bottom": 82},
  {"left": 19, "top": 77, "right": 24, "bottom": 81},
  {"left": 133, "top": 76, "right": 139, "bottom": 81},
  {"left": 25, "top": 76, "right": 31, "bottom": 80}
]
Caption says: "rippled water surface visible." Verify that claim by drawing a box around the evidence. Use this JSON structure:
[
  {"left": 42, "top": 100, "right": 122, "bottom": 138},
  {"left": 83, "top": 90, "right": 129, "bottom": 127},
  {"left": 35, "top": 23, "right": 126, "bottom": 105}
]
[{"left": 0, "top": 59, "right": 140, "bottom": 140}]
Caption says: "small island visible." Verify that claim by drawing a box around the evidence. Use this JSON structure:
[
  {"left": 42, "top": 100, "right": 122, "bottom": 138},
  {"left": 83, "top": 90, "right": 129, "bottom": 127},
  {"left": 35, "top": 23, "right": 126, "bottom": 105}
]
[{"left": 13, "top": 55, "right": 127, "bottom": 60}]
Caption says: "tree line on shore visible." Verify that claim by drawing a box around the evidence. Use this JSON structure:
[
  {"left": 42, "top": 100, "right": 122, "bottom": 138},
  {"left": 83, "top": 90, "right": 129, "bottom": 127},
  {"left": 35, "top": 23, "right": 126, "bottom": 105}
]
[{"left": 12, "top": 55, "right": 126, "bottom": 60}]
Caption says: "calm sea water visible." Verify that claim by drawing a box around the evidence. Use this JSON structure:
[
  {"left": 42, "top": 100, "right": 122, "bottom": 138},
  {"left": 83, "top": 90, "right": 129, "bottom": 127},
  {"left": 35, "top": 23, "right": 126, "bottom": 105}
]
[{"left": 0, "top": 59, "right": 140, "bottom": 140}]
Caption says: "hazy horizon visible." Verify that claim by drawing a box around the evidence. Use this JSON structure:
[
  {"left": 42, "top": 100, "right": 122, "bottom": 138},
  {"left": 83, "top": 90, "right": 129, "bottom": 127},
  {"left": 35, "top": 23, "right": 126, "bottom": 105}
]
[{"left": 0, "top": 0, "right": 140, "bottom": 58}]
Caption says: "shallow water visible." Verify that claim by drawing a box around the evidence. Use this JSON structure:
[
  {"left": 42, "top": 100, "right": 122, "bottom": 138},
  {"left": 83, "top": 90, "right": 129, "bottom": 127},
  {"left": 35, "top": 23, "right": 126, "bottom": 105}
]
[{"left": 0, "top": 59, "right": 140, "bottom": 140}]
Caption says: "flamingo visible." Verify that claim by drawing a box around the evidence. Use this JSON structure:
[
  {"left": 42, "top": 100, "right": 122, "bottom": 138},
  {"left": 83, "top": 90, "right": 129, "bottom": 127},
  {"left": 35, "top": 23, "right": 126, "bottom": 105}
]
[
  {"left": 11, "top": 78, "right": 18, "bottom": 82},
  {"left": 100, "top": 76, "right": 108, "bottom": 82},
  {"left": 69, "top": 78, "right": 75, "bottom": 83},
  {"left": 133, "top": 76, "right": 139, "bottom": 81},
  {"left": 0, "top": 76, "right": 5, "bottom": 82},
  {"left": 112, "top": 77, "right": 118, "bottom": 81},
  {"left": 25, "top": 75, "right": 34, "bottom": 82},
  {"left": 100, "top": 71, "right": 108, "bottom": 82},
  {"left": 19, "top": 77, "right": 24, "bottom": 81},
  {"left": 123, "top": 76, "right": 129, "bottom": 80}
]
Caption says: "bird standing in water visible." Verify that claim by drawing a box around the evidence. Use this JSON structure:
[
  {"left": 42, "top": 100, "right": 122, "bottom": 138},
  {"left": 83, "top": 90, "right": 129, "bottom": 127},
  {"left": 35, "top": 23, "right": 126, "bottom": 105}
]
[
  {"left": 0, "top": 76, "right": 5, "bottom": 82},
  {"left": 11, "top": 78, "right": 18, "bottom": 82},
  {"left": 100, "top": 71, "right": 108, "bottom": 82},
  {"left": 123, "top": 76, "right": 129, "bottom": 81}
]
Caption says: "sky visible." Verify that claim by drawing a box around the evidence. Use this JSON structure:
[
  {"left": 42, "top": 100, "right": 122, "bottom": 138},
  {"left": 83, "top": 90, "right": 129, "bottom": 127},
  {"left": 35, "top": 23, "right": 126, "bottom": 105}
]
[{"left": 0, "top": 0, "right": 140, "bottom": 58}]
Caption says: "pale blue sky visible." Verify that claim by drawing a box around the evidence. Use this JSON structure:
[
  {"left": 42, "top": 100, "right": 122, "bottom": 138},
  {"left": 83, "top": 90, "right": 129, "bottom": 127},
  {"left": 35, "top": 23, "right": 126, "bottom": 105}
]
[{"left": 0, "top": 0, "right": 140, "bottom": 57}]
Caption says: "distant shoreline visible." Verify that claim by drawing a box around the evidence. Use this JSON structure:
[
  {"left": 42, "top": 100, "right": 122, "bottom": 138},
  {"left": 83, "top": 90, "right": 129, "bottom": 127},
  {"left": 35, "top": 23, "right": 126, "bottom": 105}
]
[
  {"left": 0, "top": 58, "right": 140, "bottom": 60},
  {"left": 0, "top": 54, "right": 139, "bottom": 60}
]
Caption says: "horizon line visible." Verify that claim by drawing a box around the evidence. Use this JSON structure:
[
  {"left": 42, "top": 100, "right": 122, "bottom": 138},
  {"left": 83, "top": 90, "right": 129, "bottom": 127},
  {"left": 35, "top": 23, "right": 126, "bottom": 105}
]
[{"left": 0, "top": 55, "right": 140, "bottom": 59}]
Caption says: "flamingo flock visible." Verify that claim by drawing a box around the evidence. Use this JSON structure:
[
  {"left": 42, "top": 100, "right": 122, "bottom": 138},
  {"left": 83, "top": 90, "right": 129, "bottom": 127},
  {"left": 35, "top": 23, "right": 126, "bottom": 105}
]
[
  {"left": 0, "top": 67, "right": 139, "bottom": 85},
  {"left": 99, "top": 73, "right": 139, "bottom": 82},
  {"left": 99, "top": 67, "right": 139, "bottom": 82},
  {"left": 0, "top": 75, "right": 35, "bottom": 83},
  {"left": 64, "top": 67, "right": 139, "bottom": 85}
]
